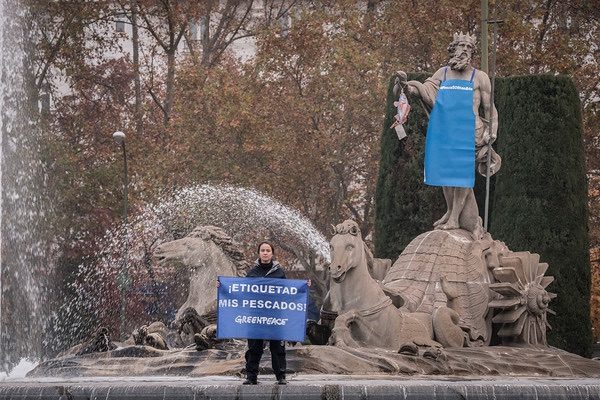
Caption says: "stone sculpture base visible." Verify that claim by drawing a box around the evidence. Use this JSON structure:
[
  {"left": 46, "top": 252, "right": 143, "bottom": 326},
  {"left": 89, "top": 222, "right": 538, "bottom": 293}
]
[{"left": 27, "top": 344, "right": 600, "bottom": 378}]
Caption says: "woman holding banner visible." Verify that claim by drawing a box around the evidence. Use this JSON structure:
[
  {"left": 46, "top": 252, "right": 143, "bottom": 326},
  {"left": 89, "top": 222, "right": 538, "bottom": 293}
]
[{"left": 243, "top": 241, "right": 288, "bottom": 385}]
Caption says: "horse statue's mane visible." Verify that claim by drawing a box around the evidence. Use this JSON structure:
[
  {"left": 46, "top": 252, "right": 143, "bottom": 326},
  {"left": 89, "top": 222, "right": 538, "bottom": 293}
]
[
  {"left": 333, "top": 220, "right": 384, "bottom": 278},
  {"left": 185, "top": 226, "right": 248, "bottom": 277},
  {"left": 333, "top": 220, "right": 361, "bottom": 236}
]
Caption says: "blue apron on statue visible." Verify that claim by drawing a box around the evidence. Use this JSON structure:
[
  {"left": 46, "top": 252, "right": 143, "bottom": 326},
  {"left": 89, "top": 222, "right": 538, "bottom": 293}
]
[{"left": 424, "top": 67, "right": 476, "bottom": 188}]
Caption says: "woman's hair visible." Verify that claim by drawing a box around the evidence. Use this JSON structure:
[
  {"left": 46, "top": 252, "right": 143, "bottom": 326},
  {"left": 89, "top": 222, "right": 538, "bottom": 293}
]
[{"left": 257, "top": 241, "right": 275, "bottom": 256}]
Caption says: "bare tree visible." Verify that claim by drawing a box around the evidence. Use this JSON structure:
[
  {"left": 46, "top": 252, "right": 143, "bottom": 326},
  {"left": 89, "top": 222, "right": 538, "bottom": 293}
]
[
  {"left": 26, "top": 1, "right": 117, "bottom": 110},
  {"left": 132, "top": 0, "right": 192, "bottom": 125}
]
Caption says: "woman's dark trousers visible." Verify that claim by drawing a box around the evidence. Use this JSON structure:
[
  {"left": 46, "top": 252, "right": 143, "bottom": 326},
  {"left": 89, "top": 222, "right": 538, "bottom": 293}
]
[{"left": 245, "top": 339, "right": 286, "bottom": 381}]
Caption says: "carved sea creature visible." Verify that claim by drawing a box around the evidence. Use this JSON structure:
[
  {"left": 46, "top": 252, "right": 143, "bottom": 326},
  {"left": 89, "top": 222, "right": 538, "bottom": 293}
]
[
  {"left": 194, "top": 324, "right": 218, "bottom": 351},
  {"left": 57, "top": 327, "right": 117, "bottom": 357},
  {"left": 132, "top": 322, "right": 169, "bottom": 350},
  {"left": 176, "top": 306, "right": 212, "bottom": 346}
]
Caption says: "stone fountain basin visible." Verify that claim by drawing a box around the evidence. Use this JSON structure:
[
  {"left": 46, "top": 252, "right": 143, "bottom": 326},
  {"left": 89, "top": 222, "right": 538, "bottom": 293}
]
[
  {"left": 2, "top": 346, "right": 598, "bottom": 399},
  {"left": 26, "top": 344, "right": 600, "bottom": 378}
]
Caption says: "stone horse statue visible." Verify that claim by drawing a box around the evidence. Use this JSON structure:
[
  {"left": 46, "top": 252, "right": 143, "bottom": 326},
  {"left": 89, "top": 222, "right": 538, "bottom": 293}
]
[
  {"left": 324, "top": 220, "right": 465, "bottom": 350},
  {"left": 153, "top": 225, "right": 248, "bottom": 344}
]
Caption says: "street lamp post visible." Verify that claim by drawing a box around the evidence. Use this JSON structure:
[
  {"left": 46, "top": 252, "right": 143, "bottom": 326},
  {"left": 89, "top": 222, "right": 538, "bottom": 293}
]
[{"left": 112, "top": 131, "right": 129, "bottom": 339}]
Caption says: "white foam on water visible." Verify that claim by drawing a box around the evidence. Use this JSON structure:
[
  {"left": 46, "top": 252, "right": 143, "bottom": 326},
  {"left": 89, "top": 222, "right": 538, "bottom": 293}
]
[{"left": 0, "top": 359, "right": 38, "bottom": 380}]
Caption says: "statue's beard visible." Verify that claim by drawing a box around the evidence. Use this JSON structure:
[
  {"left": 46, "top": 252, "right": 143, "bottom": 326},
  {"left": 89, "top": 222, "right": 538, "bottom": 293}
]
[{"left": 449, "top": 52, "right": 471, "bottom": 71}]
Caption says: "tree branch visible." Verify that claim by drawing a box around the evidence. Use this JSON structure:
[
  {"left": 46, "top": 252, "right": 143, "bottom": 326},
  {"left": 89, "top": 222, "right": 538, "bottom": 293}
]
[
  {"left": 136, "top": 1, "right": 169, "bottom": 51},
  {"left": 148, "top": 87, "right": 167, "bottom": 120}
]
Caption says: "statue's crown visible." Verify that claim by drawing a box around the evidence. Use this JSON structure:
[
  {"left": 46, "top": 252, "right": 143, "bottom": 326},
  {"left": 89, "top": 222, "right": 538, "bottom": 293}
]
[{"left": 453, "top": 31, "right": 477, "bottom": 45}]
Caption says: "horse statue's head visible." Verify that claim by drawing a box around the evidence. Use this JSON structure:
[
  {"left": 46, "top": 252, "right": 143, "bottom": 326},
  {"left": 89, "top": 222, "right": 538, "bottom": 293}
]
[
  {"left": 329, "top": 220, "right": 368, "bottom": 283},
  {"left": 154, "top": 225, "right": 248, "bottom": 275},
  {"left": 153, "top": 225, "right": 248, "bottom": 325}
]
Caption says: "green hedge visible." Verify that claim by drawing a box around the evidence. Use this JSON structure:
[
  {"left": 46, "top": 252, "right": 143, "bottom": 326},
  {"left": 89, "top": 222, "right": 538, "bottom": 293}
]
[
  {"left": 375, "top": 74, "right": 592, "bottom": 356},
  {"left": 490, "top": 75, "right": 591, "bottom": 355}
]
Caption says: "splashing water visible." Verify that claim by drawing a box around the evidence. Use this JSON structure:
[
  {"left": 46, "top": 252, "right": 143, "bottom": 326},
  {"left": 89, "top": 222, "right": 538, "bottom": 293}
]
[
  {"left": 0, "top": 0, "right": 5, "bottom": 365},
  {"left": 0, "top": 359, "right": 37, "bottom": 380},
  {"left": 48, "top": 184, "right": 330, "bottom": 352},
  {"left": 1, "top": 0, "right": 51, "bottom": 372},
  {"left": 150, "top": 184, "right": 330, "bottom": 258}
]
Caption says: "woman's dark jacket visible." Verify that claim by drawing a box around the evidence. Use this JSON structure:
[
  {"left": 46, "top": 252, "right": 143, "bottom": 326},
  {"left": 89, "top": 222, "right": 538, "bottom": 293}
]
[{"left": 246, "top": 260, "right": 286, "bottom": 279}]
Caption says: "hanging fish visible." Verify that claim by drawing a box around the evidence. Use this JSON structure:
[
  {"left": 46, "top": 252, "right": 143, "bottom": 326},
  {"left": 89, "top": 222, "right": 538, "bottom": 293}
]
[{"left": 390, "top": 90, "right": 411, "bottom": 140}]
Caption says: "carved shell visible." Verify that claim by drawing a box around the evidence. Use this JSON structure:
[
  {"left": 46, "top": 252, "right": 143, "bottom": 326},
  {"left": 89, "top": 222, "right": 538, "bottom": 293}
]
[
  {"left": 382, "top": 230, "right": 493, "bottom": 340},
  {"left": 488, "top": 251, "right": 556, "bottom": 346}
]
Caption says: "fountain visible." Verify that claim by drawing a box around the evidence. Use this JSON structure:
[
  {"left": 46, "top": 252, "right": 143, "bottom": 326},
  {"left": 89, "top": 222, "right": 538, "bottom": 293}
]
[
  {"left": 45, "top": 183, "right": 329, "bottom": 353},
  {"left": 0, "top": 0, "right": 51, "bottom": 374},
  {"left": 1, "top": 2, "right": 599, "bottom": 398},
  {"left": 18, "top": 195, "right": 600, "bottom": 399}
]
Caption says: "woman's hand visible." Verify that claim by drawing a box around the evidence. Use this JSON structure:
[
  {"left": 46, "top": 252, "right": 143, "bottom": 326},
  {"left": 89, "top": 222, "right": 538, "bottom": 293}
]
[{"left": 217, "top": 279, "right": 221, "bottom": 288}]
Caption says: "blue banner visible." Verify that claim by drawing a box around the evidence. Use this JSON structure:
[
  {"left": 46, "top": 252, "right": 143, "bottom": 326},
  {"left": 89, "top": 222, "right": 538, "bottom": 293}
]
[{"left": 217, "top": 277, "right": 308, "bottom": 342}]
